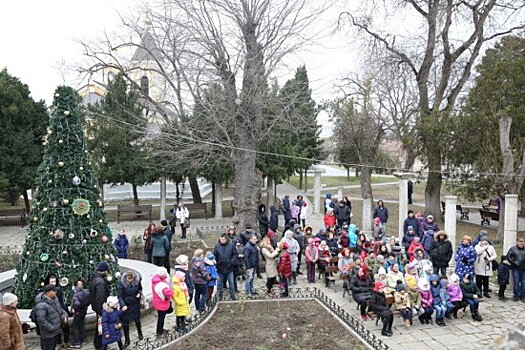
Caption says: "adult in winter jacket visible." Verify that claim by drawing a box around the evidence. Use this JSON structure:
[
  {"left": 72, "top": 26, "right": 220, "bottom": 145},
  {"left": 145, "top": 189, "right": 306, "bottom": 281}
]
[
  {"left": 243, "top": 235, "right": 259, "bottom": 296},
  {"left": 403, "top": 210, "right": 420, "bottom": 238},
  {"left": 429, "top": 231, "right": 453, "bottom": 276},
  {"left": 370, "top": 282, "right": 394, "bottom": 337},
  {"left": 420, "top": 229, "right": 436, "bottom": 252},
  {"left": 474, "top": 237, "right": 497, "bottom": 298},
  {"left": 213, "top": 234, "right": 237, "bottom": 300},
  {"left": 282, "top": 195, "right": 292, "bottom": 224},
  {"left": 70, "top": 279, "right": 90, "bottom": 348},
  {"left": 292, "top": 225, "right": 305, "bottom": 275},
  {"left": 100, "top": 296, "right": 123, "bottom": 349},
  {"left": 257, "top": 204, "right": 269, "bottom": 237},
  {"left": 402, "top": 225, "right": 418, "bottom": 252},
  {"left": 118, "top": 271, "right": 143, "bottom": 346},
  {"left": 261, "top": 236, "right": 281, "bottom": 296},
  {"left": 386, "top": 264, "right": 405, "bottom": 292},
  {"left": 151, "top": 226, "right": 170, "bottom": 267},
  {"left": 334, "top": 201, "right": 351, "bottom": 228},
  {"left": 455, "top": 236, "right": 476, "bottom": 279},
  {"left": 282, "top": 230, "right": 300, "bottom": 284},
  {"left": 350, "top": 265, "right": 373, "bottom": 320},
  {"left": 0, "top": 293, "right": 25, "bottom": 350},
  {"left": 269, "top": 205, "right": 279, "bottom": 232},
  {"left": 151, "top": 267, "right": 173, "bottom": 336},
  {"left": 90, "top": 262, "right": 110, "bottom": 350},
  {"left": 113, "top": 229, "right": 129, "bottom": 259},
  {"left": 506, "top": 237, "right": 525, "bottom": 301},
  {"left": 34, "top": 284, "right": 68, "bottom": 350},
  {"left": 373, "top": 200, "right": 389, "bottom": 228},
  {"left": 143, "top": 222, "right": 155, "bottom": 263},
  {"left": 191, "top": 249, "right": 211, "bottom": 311},
  {"left": 175, "top": 202, "right": 190, "bottom": 239},
  {"left": 419, "top": 215, "right": 439, "bottom": 237}
]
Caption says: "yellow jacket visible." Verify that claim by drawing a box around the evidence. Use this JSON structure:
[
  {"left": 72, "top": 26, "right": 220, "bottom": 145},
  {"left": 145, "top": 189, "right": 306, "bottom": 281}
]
[{"left": 172, "top": 276, "right": 191, "bottom": 317}]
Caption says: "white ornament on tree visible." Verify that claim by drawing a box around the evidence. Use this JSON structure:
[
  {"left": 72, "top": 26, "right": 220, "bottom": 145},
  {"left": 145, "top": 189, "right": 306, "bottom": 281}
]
[
  {"left": 72, "top": 175, "right": 81, "bottom": 186},
  {"left": 58, "top": 161, "right": 64, "bottom": 167}
]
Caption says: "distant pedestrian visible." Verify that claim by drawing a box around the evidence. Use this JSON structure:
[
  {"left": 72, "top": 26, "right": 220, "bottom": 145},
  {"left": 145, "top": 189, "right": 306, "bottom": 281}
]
[
  {"left": 114, "top": 229, "right": 129, "bottom": 259},
  {"left": 143, "top": 222, "right": 155, "bottom": 263},
  {"left": 70, "top": 279, "right": 90, "bottom": 348},
  {"left": 257, "top": 204, "right": 269, "bottom": 237},
  {"left": 373, "top": 200, "right": 389, "bottom": 232},
  {"left": 175, "top": 201, "right": 190, "bottom": 239}
]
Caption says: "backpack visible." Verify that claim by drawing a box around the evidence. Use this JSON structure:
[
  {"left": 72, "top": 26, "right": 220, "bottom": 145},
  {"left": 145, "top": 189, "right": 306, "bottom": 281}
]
[{"left": 29, "top": 308, "right": 40, "bottom": 335}]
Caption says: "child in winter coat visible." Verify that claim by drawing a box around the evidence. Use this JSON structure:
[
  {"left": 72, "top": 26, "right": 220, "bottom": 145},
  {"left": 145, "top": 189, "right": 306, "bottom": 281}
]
[
  {"left": 407, "top": 237, "right": 424, "bottom": 262},
  {"left": 372, "top": 218, "right": 385, "bottom": 242},
  {"left": 317, "top": 241, "right": 332, "bottom": 287},
  {"left": 429, "top": 274, "right": 447, "bottom": 326},
  {"left": 439, "top": 278, "right": 454, "bottom": 319},
  {"left": 497, "top": 255, "right": 511, "bottom": 302},
  {"left": 70, "top": 279, "right": 90, "bottom": 348},
  {"left": 299, "top": 202, "right": 307, "bottom": 228},
  {"left": 460, "top": 274, "right": 483, "bottom": 321},
  {"left": 204, "top": 252, "right": 219, "bottom": 305},
  {"left": 405, "top": 265, "right": 422, "bottom": 317},
  {"left": 418, "top": 278, "right": 434, "bottom": 324},
  {"left": 447, "top": 273, "right": 465, "bottom": 318},
  {"left": 374, "top": 267, "right": 388, "bottom": 290},
  {"left": 305, "top": 238, "right": 319, "bottom": 283},
  {"left": 101, "top": 296, "right": 124, "bottom": 350},
  {"left": 278, "top": 242, "right": 292, "bottom": 297},
  {"left": 323, "top": 209, "right": 336, "bottom": 229},
  {"left": 172, "top": 271, "right": 191, "bottom": 333},
  {"left": 114, "top": 229, "right": 129, "bottom": 259},
  {"left": 348, "top": 224, "right": 358, "bottom": 248},
  {"left": 394, "top": 283, "right": 413, "bottom": 326}
]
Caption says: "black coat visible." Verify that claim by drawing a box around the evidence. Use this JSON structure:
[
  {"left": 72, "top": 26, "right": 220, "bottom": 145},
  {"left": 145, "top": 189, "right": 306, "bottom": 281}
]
[
  {"left": 213, "top": 241, "right": 237, "bottom": 274},
  {"left": 334, "top": 205, "right": 350, "bottom": 222},
  {"left": 350, "top": 276, "right": 373, "bottom": 303},
  {"left": 429, "top": 238, "right": 453, "bottom": 268},
  {"left": 369, "top": 290, "right": 393, "bottom": 318},
  {"left": 269, "top": 205, "right": 279, "bottom": 231},
  {"left": 258, "top": 204, "right": 269, "bottom": 237},
  {"left": 89, "top": 273, "right": 110, "bottom": 316},
  {"left": 118, "top": 275, "right": 142, "bottom": 322}
]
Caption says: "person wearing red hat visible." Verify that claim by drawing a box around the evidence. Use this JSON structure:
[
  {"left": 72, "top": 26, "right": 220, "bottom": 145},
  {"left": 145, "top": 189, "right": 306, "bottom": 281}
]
[
  {"left": 370, "top": 281, "right": 394, "bottom": 337},
  {"left": 372, "top": 217, "right": 385, "bottom": 242},
  {"left": 278, "top": 242, "right": 292, "bottom": 297}
]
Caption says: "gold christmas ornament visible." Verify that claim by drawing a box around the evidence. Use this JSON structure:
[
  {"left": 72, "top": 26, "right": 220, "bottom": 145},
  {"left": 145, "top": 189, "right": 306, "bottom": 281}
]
[{"left": 63, "top": 199, "right": 69, "bottom": 205}]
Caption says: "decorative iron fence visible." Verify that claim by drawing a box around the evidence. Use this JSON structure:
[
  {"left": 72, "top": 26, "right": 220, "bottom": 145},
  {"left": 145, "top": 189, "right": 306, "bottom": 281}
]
[{"left": 127, "top": 287, "right": 390, "bottom": 350}]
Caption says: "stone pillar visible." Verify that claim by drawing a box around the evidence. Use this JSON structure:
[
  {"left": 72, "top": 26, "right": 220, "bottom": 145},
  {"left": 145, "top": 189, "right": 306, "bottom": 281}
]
[
  {"left": 159, "top": 177, "right": 167, "bottom": 220},
  {"left": 215, "top": 182, "right": 223, "bottom": 219},
  {"left": 503, "top": 194, "right": 518, "bottom": 256},
  {"left": 337, "top": 186, "right": 343, "bottom": 201},
  {"left": 362, "top": 198, "right": 372, "bottom": 233},
  {"left": 313, "top": 170, "right": 322, "bottom": 214},
  {"left": 267, "top": 177, "right": 275, "bottom": 209},
  {"left": 444, "top": 196, "right": 457, "bottom": 269},
  {"left": 398, "top": 179, "right": 408, "bottom": 241}
]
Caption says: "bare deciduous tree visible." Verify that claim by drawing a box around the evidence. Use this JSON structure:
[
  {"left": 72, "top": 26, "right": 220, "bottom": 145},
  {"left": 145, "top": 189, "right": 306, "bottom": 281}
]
[
  {"left": 342, "top": 0, "right": 525, "bottom": 220},
  {"left": 78, "top": 0, "right": 331, "bottom": 228}
]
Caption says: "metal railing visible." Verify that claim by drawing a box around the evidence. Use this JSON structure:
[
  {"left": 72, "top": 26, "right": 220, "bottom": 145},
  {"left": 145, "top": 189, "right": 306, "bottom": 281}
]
[{"left": 127, "top": 287, "right": 390, "bottom": 350}]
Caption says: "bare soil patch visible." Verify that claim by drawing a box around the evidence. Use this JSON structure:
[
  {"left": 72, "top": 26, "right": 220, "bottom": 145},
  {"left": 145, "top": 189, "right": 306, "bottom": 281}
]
[{"left": 170, "top": 299, "right": 367, "bottom": 350}]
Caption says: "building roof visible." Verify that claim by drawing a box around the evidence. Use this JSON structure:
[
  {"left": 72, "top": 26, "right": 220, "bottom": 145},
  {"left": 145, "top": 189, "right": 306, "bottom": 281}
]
[{"left": 131, "top": 31, "right": 164, "bottom": 62}]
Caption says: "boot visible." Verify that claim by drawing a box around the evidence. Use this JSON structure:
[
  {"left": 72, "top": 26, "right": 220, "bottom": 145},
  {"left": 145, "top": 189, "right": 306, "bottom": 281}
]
[
  {"left": 452, "top": 308, "right": 458, "bottom": 319},
  {"left": 483, "top": 292, "right": 491, "bottom": 298},
  {"left": 499, "top": 295, "right": 508, "bottom": 302},
  {"left": 386, "top": 320, "right": 393, "bottom": 336},
  {"left": 418, "top": 315, "right": 425, "bottom": 324},
  {"left": 381, "top": 322, "right": 391, "bottom": 337},
  {"left": 472, "top": 312, "right": 483, "bottom": 322},
  {"left": 136, "top": 321, "right": 143, "bottom": 341},
  {"left": 123, "top": 324, "right": 130, "bottom": 348}
]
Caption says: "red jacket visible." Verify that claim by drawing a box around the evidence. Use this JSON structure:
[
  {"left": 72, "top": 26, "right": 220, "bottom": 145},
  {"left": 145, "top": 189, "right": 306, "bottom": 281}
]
[
  {"left": 278, "top": 251, "right": 292, "bottom": 278},
  {"left": 323, "top": 214, "right": 336, "bottom": 228},
  {"left": 408, "top": 242, "right": 425, "bottom": 261}
]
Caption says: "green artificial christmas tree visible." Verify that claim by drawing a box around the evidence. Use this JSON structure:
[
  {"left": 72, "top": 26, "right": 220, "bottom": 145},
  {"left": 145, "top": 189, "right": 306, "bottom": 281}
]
[{"left": 13, "top": 86, "right": 119, "bottom": 309}]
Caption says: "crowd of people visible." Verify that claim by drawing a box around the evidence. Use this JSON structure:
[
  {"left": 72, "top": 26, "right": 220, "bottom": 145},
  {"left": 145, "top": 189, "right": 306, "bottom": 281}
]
[{"left": 2, "top": 197, "right": 524, "bottom": 349}]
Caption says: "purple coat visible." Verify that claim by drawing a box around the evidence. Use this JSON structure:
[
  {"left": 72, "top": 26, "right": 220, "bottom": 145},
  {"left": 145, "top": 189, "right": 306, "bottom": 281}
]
[
  {"left": 447, "top": 284, "right": 463, "bottom": 302},
  {"left": 419, "top": 290, "right": 434, "bottom": 308}
]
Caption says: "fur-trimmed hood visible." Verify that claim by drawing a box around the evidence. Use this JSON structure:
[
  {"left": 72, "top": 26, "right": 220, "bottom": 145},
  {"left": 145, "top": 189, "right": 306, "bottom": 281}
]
[
  {"left": 434, "top": 230, "right": 449, "bottom": 241},
  {"left": 120, "top": 273, "right": 140, "bottom": 286}
]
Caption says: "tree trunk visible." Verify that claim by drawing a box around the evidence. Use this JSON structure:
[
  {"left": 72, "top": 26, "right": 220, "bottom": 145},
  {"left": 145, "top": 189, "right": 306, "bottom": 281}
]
[
  {"left": 424, "top": 151, "right": 443, "bottom": 222},
  {"left": 267, "top": 177, "right": 275, "bottom": 209},
  {"left": 23, "top": 190, "right": 31, "bottom": 215},
  {"left": 360, "top": 165, "right": 373, "bottom": 201},
  {"left": 520, "top": 184, "right": 525, "bottom": 215},
  {"left": 159, "top": 177, "right": 166, "bottom": 220},
  {"left": 211, "top": 181, "right": 216, "bottom": 215},
  {"left": 346, "top": 167, "right": 350, "bottom": 180},
  {"left": 497, "top": 196, "right": 505, "bottom": 242},
  {"left": 304, "top": 168, "right": 308, "bottom": 191},
  {"left": 175, "top": 181, "right": 180, "bottom": 203},
  {"left": 299, "top": 169, "right": 303, "bottom": 190},
  {"left": 188, "top": 175, "right": 202, "bottom": 203},
  {"left": 132, "top": 184, "right": 139, "bottom": 205},
  {"left": 232, "top": 147, "right": 260, "bottom": 229},
  {"left": 355, "top": 167, "right": 360, "bottom": 177}
]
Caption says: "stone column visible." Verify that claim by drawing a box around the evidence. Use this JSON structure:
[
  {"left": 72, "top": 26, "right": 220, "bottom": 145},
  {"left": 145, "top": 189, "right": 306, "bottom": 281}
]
[
  {"left": 337, "top": 186, "right": 343, "bottom": 201},
  {"left": 267, "top": 177, "right": 275, "bottom": 209},
  {"left": 313, "top": 170, "right": 322, "bottom": 214},
  {"left": 215, "top": 182, "right": 223, "bottom": 219},
  {"left": 362, "top": 198, "right": 372, "bottom": 233},
  {"left": 398, "top": 178, "right": 408, "bottom": 241},
  {"left": 159, "top": 177, "right": 167, "bottom": 220},
  {"left": 503, "top": 194, "right": 518, "bottom": 256},
  {"left": 444, "top": 196, "right": 457, "bottom": 270}
]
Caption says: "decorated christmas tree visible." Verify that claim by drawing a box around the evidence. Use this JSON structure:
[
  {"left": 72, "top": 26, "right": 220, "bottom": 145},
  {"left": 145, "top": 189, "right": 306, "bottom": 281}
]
[{"left": 13, "top": 86, "right": 119, "bottom": 308}]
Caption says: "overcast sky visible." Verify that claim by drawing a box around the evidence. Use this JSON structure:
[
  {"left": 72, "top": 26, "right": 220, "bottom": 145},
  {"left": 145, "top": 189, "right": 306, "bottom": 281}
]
[{"left": 0, "top": 1, "right": 358, "bottom": 136}]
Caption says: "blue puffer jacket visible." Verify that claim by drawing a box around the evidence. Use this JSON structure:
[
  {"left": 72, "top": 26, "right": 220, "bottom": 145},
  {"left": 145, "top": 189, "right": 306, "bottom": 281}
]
[
  {"left": 455, "top": 243, "right": 476, "bottom": 279},
  {"left": 269, "top": 205, "right": 279, "bottom": 231},
  {"left": 114, "top": 234, "right": 129, "bottom": 259},
  {"left": 101, "top": 304, "right": 123, "bottom": 345}
]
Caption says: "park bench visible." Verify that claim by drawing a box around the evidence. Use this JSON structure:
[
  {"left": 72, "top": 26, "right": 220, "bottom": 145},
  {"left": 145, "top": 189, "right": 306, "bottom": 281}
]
[
  {"left": 178, "top": 202, "right": 209, "bottom": 220},
  {"left": 0, "top": 208, "right": 28, "bottom": 227},
  {"left": 116, "top": 204, "right": 152, "bottom": 223},
  {"left": 441, "top": 201, "right": 470, "bottom": 220},
  {"left": 480, "top": 198, "right": 500, "bottom": 225}
]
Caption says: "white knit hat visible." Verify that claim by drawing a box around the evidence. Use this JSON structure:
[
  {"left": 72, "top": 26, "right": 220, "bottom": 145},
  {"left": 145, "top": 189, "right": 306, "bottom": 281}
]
[
  {"left": 176, "top": 255, "right": 189, "bottom": 265},
  {"left": 106, "top": 296, "right": 119, "bottom": 308},
  {"left": 2, "top": 293, "right": 18, "bottom": 306},
  {"left": 156, "top": 266, "right": 169, "bottom": 278}
]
